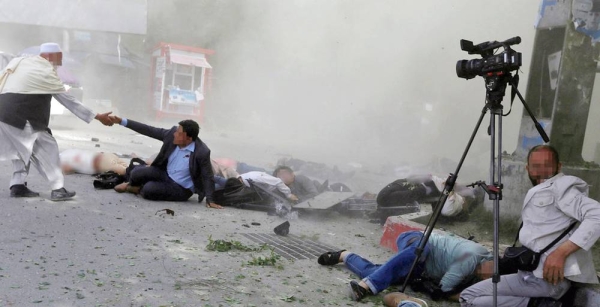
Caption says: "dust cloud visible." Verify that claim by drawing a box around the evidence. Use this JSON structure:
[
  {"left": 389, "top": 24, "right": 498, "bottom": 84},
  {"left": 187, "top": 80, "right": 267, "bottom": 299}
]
[
  {"left": 200, "top": 0, "right": 540, "bottom": 179},
  {"left": 0, "top": 0, "right": 545, "bottom": 181}
]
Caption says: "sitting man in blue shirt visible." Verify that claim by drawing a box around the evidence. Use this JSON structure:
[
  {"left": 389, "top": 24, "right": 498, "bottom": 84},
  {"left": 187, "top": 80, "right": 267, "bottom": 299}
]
[
  {"left": 110, "top": 116, "right": 222, "bottom": 208},
  {"left": 318, "top": 230, "right": 493, "bottom": 304}
]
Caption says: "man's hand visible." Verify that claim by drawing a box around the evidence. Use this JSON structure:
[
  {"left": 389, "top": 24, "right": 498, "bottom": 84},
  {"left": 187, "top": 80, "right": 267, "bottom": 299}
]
[
  {"left": 543, "top": 240, "right": 580, "bottom": 285},
  {"left": 288, "top": 194, "right": 299, "bottom": 202},
  {"left": 95, "top": 112, "right": 114, "bottom": 126},
  {"left": 108, "top": 115, "right": 122, "bottom": 125},
  {"left": 206, "top": 202, "right": 223, "bottom": 209}
]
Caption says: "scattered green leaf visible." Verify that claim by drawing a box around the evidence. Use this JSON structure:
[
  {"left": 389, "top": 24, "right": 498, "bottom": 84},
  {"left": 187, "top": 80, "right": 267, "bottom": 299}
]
[
  {"left": 206, "top": 235, "right": 267, "bottom": 252},
  {"left": 280, "top": 295, "right": 296, "bottom": 302}
]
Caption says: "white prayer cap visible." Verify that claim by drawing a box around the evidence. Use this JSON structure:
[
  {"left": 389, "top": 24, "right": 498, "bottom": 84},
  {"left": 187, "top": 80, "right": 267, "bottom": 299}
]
[{"left": 39, "top": 42, "right": 62, "bottom": 54}]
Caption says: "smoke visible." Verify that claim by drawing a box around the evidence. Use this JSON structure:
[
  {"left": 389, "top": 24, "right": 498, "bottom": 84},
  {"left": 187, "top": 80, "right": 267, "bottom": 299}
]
[
  {"left": 204, "top": 0, "right": 540, "bottom": 176},
  {"left": 0, "top": 0, "right": 545, "bottom": 180}
]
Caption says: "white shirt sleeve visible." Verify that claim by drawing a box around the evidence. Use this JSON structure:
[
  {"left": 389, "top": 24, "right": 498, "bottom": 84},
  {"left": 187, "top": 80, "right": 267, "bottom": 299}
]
[
  {"left": 52, "top": 92, "right": 96, "bottom": 123},
  {"left": 241, "top": 172, "right": 292, "bottom": 197},
  {"left": 555, "top": 177, "right": 600, "bottom": 251}
]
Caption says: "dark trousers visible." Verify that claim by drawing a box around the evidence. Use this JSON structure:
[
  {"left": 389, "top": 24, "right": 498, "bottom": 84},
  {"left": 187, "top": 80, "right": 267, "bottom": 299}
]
[
  {"left": 129, "top": 166, "right": 193, "bottom": 201},
  {"left": 376, "top": 179, "right": 426, "bottom": 207}
]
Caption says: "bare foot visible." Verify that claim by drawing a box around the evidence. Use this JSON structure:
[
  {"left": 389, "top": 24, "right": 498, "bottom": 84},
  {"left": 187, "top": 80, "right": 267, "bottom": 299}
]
[
  {"left": 114, "top": 182, "right": 129, "bottom": 193},
  {"left": 340, "top": 251, "right": 350, "bottom": 263}
]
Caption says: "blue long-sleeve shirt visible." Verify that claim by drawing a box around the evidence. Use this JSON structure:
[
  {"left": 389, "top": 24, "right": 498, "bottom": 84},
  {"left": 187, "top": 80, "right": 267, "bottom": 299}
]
[
  {"left": 120, "top": 117, "right": 195, "bottom": 190},
  {"left": 424, "top": 233, "right": 493, "bottom": 292},
  {"left": 166, "top": 142, "right": 195, "bottom": 190}
]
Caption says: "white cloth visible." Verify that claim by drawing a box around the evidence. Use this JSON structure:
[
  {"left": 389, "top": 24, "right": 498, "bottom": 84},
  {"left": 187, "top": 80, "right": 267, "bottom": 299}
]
[
  {"left": 440, "top": 191, "right": 465, "bottom": 217},
  {"left": 240, "top": 171, "right": 292, "bottom": 197},
  {"left": 40, "top": 43, "right": 61, "bottom": 53},
  {"left": 431, "top": 175, "right": 466, "bottom": 217},
  {"left": 52, "top": 93, "right": 96, "bottom": 123},
  {"left": 0, "top": 120, "right": 36, "bottom": 161},
  {"left": 520, "top": 173, "right": 600, "bottom": 284},
  {"left": 0, "top": 55, "right": 95, "bottom": 123},
  {"left": 0, "top": 56, "right": 95, "bottom": 190},
  {"left": 0, "top": 121, "right": 64, "bottom": 189},
  {"left": 59, "top": 148, "right": 96, "bottom": 175},
  {"left": 0, "top": 56, "right": 65, "bottom": 94}
]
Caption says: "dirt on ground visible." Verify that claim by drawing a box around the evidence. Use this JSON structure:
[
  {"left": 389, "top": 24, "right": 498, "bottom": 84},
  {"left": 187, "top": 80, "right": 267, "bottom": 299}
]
[{"left": 0, "top": 116, "right": 464, "bottom": 307}]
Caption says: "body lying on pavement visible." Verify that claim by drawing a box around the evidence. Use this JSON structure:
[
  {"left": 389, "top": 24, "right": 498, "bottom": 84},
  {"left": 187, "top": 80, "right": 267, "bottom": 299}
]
[
  {"left": 60, "top": 148, "right": 128, "bottom": 175},
  {"left": 318, "top": 230, "right": 493, "bottom": 303}
]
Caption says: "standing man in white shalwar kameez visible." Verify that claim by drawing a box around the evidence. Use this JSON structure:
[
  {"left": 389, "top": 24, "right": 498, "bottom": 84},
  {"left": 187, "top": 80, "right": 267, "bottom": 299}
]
[{"left": 0, "top": 42, "right": 113, "bottom": 201}]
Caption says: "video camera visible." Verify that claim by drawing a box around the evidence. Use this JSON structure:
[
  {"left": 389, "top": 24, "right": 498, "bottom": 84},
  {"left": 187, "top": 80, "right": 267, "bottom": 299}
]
[{"left": 456, "top": 36, "right": 522, "bottom": 80}]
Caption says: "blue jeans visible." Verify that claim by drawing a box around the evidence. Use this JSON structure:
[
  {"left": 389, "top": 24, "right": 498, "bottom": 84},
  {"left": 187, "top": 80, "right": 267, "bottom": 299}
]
[
  {"left": 214, "top": 175, "right": 227, "bottom": 190},
  {"left": 344, "top": 231, "right": 430, "bottom": 294},
  {"left": 398, "top": 302, "right": 422, "bottom": 307}
]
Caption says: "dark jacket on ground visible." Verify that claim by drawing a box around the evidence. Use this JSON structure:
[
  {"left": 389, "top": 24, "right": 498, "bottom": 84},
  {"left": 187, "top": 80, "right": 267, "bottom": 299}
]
[
  {"left": 289, "top": 174, "right": 319, "bottom": 201},
  {"left": 124, "top": 119, "right": 215, "bottom": 203}
]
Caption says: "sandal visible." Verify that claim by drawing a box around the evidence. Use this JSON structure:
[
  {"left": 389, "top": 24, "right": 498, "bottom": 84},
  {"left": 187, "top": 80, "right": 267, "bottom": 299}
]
[
  {"left": 348, "top": 280, "right": 372, "bottom": 301},
  {"left": 317, "top": 250, "right": 346, "bottom": 265}
]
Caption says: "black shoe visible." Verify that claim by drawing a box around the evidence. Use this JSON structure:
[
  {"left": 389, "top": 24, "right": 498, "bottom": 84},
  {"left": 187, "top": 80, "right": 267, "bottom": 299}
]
[
  {"left": 10, "top": 184, "right": 40, "bottom": 197},
  {"left": 51, "top": 188, "right": 76, "bottom": 201},
  {"left": 348, "top": 280, "right": 372, "bottom": 301}
]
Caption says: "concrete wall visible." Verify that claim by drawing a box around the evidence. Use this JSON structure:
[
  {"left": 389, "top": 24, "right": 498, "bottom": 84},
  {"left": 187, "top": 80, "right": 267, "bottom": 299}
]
[{"left": 487, "top": 156, "right": 600, "bottom": 217}]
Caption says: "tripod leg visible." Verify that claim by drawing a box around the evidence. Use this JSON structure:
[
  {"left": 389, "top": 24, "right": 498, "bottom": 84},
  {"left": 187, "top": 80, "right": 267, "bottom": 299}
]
[{"left": 400, "top": 104, "right": 490, "bottom": 293}]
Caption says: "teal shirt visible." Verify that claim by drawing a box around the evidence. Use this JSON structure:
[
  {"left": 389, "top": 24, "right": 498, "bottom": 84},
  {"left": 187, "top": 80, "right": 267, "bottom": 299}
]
[{"left": 424, "top": 233, "right": 492, "bottom": 292}]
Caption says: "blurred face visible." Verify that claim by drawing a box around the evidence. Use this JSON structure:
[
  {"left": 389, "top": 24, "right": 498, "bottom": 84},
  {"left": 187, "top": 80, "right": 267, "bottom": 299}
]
[
  {"left": 526, "top": 149, "right": 561, "bottom": 186},
  {"left": 476, "top": 260, "right": 493, "bottom": 281},
  {"left": 173, "top": 125, "right": 192, "bottom": 146},
  {"left": 276, "top": 169, "right": 295, "bottom": 185},
  {"left": 40, "top": 52, "right": 63, "bottom": 66}
]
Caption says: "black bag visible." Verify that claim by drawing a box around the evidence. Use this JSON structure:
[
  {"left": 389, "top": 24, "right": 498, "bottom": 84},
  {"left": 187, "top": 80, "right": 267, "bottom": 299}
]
[
  {"left": 502, "top": 246, "right": 540, "bottom": 272},
  {"left": 213, "top": 178, "right": 261, "bottom": 206},
  {"left": 222, "top": 177, "right": 245, "bottom": 194},
  {"left": 410, "top": 278, "right": 445, "bottom": 301},
  {"left": 501, "top": 221, "right": 577, "bottom": 272},
  {"left": 124, "top": 157, "right": 147, "bottom": 181},
  {"left": 93, "top": 171, "right": 125, "bottom": 189}
]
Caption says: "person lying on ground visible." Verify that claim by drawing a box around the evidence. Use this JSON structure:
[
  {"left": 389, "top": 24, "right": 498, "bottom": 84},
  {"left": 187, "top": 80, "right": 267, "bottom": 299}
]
[
  {"left": 276, "top": 157, "right": 355, "bottom": 182},
  {"left": 212, "top": 158, "right": 240, "bottom": 190},
  {"left": 212, "top": 157, "right": 266, "bottom": 174},
  {"left": 60, "top": 148, "right": 128, "bottom": 175},
  {"left": 317, "top": 230, "right": 492, "bottom": 302},
  {"left": 377, "top": 174, "right": 478, "bottom": 217},
  {"left": 239, "top": 171, "right": 299, "bottom": 202},
  {"left": 145, "top": 154, "right": 255, "bottom": 191},
  {"left": 109, "top": 115, "right": 222, "bottom": 208},
  {"left": 273, "top": 165, "right": 319, "bottom": 201}
]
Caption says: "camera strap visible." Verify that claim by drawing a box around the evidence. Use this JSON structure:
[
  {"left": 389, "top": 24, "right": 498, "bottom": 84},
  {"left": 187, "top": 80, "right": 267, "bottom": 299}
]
[
  {"left": 512, "top": 221, "right": 578, "bottom": 253},
  {"left": 504, "top": 73, "right": 519, "bottom": 116}
]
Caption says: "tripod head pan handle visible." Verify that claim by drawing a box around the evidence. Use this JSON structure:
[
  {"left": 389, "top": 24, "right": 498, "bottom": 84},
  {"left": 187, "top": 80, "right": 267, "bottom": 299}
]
[{"left": 535, "top": 122, "right": 550, "bottom": 143}]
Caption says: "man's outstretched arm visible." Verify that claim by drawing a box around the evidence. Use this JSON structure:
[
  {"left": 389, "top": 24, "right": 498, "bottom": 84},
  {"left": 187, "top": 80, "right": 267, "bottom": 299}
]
[
  {"left": 109, "top": 115, "right": 172, "bottom": 141},
  {"left": 52, "top": 92, "right": 113, "bottom": 126}
]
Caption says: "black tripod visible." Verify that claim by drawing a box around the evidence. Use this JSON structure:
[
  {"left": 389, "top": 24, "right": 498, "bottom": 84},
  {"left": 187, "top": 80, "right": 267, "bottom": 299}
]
[{"left": 399, "top": 71, "right": 549, "bottom": 307}]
